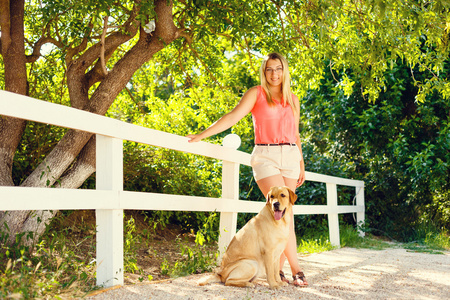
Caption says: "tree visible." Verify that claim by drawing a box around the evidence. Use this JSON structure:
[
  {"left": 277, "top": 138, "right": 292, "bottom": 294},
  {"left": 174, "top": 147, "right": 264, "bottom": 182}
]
[
  {"left": 1, "top": 0, "right": 449, "bottom": 245},
  {"left": 0, "top": 0, "right": 187, "bottom": 245}
]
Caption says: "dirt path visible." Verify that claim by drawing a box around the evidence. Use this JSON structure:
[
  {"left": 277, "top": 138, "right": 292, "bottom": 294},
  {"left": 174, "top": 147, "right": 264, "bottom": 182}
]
[{"left": 87, "top": 247, "right": 450, "bottom": 299}]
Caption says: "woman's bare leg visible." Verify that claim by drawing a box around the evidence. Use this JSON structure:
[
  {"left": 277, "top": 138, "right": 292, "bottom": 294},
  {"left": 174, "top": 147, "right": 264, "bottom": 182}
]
[
  {"left": 255, "top": 174, "right": 285, "bottom": 197},
  {"left": 256, "top": 175, "right": 308, "bottom": 286}
]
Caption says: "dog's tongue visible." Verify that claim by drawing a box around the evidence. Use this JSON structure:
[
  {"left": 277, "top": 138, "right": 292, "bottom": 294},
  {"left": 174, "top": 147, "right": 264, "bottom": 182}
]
[{"left": 274, "top": 210, "right": 283, "bottom": 221}]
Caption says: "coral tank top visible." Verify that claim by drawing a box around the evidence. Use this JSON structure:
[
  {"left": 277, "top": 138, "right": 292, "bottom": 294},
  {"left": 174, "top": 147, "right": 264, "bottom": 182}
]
[{"left": 251, "top": 86, "right": 297, "bottom": 144}]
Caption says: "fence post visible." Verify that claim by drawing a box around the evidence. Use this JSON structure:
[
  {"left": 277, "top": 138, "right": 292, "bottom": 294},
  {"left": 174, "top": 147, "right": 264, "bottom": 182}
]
[
  {"left": 356, "top": 185, "right": 365, "bottom": 237},
  {"left": 218, "top": 135, "right": 241, "bottom": 260},
  {"left": 218, "top": 161, "right": 239, "bottom": 259},
  {"left": 326, "top": 183, "right": 340, "bottom": 247},
  {"left": 96, "top": 135, "right": 124, "bottom": 287}
]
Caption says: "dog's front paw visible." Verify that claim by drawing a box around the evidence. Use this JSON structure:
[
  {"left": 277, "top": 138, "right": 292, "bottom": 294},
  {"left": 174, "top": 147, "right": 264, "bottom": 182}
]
[
  {"left": 270, "top": 280, "right": 289, "bottom": 289},
  {"left": 275, "top": 279, "right": 289, "bottom": 287},
  {"left": 269, "top": 283, "right": 283, "bottom": 290}
]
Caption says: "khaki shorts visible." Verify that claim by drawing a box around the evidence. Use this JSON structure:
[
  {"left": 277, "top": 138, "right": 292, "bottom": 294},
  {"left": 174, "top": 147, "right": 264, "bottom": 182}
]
[{"left": 250, "top": 144, "right": 302, "bottom": 181}]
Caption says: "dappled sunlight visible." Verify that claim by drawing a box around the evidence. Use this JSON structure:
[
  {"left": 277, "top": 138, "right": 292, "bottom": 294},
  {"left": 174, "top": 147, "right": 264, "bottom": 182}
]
[
  {"left": 356, "top": 263, "right": 399, "bottom": 274},
  {"left": 88, "top": 247, "right": 450, "bottom": 299}
]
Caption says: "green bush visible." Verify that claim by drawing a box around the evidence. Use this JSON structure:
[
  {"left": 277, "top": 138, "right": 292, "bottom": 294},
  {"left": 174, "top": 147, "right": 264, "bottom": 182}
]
[{"left": 301, "top": 61, "right": 450, "bottom": 241}]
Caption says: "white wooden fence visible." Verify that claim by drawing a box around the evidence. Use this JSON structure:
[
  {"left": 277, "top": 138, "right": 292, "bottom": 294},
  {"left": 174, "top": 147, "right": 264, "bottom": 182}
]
[{"left": 0, "top": 90, "right": 365, "bottom": 288}]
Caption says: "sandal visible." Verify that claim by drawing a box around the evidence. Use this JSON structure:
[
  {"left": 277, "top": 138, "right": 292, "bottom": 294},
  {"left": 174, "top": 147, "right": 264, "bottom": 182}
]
[
  {"left": 279, "top": 270, "right": 289, "bottom": 283},
  {"left": 293, "top": 271, "right": 308, "bottom": 287}
]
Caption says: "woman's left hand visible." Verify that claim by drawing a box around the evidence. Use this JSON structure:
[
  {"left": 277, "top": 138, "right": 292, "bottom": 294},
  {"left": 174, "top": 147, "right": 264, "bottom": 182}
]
[
  {"left": 296, "top": 172, "right": 305, "bottom": 187},
  {"left": 296, "top": 159, "right": 305, "bottom": 187}
]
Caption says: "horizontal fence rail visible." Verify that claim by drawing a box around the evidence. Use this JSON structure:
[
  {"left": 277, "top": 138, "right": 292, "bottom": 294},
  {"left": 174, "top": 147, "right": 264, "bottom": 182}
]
[
  {"left": 0, "top": 91, "right": 365, "bottom": 288},
  {"left": 0, "top": 188, "right": 364, "bottom": 214}
]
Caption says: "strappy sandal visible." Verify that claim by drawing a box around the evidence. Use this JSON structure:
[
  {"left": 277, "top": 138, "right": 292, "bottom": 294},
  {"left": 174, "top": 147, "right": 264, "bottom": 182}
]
[
  {"left": 279, "top": 270, "right": 289, "bottom": 283},
  {"left": 292, "top": 271, "right": 308, "bottom": 287}
]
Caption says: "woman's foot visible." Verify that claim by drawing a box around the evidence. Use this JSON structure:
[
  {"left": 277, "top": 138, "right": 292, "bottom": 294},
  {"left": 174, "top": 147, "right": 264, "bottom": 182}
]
[
  {"left": 292, "top": 271, "right": 308, "bottom": 287},
  {"left": 279, "top": 270, "right": 290, "bottom": 283}
]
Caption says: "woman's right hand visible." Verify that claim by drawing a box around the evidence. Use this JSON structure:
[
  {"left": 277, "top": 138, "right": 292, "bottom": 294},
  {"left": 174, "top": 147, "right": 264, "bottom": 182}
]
[{"left": 186, "top": 134, "right": 202, "bottom": 143}]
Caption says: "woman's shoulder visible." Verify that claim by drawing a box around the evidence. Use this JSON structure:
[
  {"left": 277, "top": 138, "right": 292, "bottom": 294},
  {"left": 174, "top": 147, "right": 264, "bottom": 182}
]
[
  {"left": 290, "top": 91, "right": 300, "bottom": 102},
  {"left": 242, "top": 86, "right": 260, "bottom": 98},
  {"left": 247, "top": 85, "right": 261, "bottom": 93},
  {"left": 237, "top": 86, "right": 259, "bottom": 108}
]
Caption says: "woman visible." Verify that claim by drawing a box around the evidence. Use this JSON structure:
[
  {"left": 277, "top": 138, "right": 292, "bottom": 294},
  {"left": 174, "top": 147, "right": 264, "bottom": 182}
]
[{"left": 186, "top": 53, "right": 308, "bottom": 286}]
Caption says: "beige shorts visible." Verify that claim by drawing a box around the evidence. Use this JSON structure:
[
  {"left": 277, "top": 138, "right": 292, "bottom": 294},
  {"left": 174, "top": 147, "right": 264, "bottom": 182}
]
[{"left": 250, "top": 144, "right": 301, "bottom": 181}]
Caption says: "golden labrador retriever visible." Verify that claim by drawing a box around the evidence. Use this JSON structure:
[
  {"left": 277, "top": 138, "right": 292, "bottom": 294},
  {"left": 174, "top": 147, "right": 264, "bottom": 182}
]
[{"left": 198, "top": 186, "right": 297, "bottom": 289}]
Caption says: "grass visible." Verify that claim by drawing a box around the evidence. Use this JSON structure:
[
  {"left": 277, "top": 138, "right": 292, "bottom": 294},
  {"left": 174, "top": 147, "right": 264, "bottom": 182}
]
[
  {"left": 297, "top": 224, "right": 450, "bottom": 255},
  {"left": 425, "top": 231, "right": 450, "bottom": 249},
  {"left": 403, "top": 231, "right": 450, "bottom": 254},
  {"left": 0, "top": 224, "right": 98, "bottom": 299},
  {"left": 161, "top": 234, "right": 218, "bottom": 278},
  {"left": 297, "top": 236, "right": 335, "bottom": 254},
  {"left": 339, "top": 225, "right": 394, "bottom": 250}
]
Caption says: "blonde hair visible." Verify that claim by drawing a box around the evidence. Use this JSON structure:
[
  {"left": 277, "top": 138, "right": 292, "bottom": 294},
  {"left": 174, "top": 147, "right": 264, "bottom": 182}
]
[{"left": 259, "top": 53, "right": 296, "bottom": 111}]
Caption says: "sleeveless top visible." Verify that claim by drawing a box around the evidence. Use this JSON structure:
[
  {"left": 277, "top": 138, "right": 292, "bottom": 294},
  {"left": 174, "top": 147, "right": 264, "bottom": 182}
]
[{"left": 251, "top": 86, "right": 297, "bottom": 144}]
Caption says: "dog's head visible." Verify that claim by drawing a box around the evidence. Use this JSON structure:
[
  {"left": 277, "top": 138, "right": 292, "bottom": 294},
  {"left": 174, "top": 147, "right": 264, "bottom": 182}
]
[{"left": 266, "top": 186, "right": 297, "bottom": 221}]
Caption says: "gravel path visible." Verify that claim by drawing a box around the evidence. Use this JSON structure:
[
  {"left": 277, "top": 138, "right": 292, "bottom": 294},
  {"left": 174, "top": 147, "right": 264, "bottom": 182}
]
[{"left": 87, "top": 247, "right": 450, "bottom": 299}]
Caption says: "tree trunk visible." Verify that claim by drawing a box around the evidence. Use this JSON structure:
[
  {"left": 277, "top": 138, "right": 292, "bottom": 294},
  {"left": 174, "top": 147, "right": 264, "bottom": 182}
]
[
  {"left": 58, "top": 135, "right": 97, "bottom": 189},
  {"left": 0, "top": 0, "right": 28, "bottom": 228},
  {"left": 0, "top": 0, "right": 183, "bottom": 246},
  {"left": 0, "top": 0, "right": 27, "bottom": 187}
]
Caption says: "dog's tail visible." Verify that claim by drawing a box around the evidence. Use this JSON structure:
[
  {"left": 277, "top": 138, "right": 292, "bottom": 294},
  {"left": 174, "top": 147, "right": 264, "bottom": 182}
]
[{"left": 197, "top": 272, "right": 221, "bottom": 286}]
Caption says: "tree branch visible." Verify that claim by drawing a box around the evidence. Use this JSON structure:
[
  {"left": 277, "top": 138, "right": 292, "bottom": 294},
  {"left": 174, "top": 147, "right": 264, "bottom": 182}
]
[
  {"left": 0, "top": 0, "right": 12, "bottom": 54},
  {"left": 186, "top": 41, "right": 222, "bottom": 90},
  {"left": 26, "top": 36, "right": 63, "bottom": 63},
  {"left": 65, "top": 20, "right": 94, "bottom": 66},
  {"left": 243, "top": 36, "right": 257, "bottom": 75},
  {"left": 84, "top": 0, "right": 182, "bottom": 115},
  {"left": 69, "top": 6, "right": 140, "bottom": 79},
  {"left": 270, "top": 0, "right": 310, "bottom": 49},
  {"left": 66, "top": 8, "right": 140, "bottom": 109},
  {"left": 100, "top": 15, "right": 109, "bottom": 76},
  {"left": 275, "top": 4, "right": 287, "bottom": 46}
]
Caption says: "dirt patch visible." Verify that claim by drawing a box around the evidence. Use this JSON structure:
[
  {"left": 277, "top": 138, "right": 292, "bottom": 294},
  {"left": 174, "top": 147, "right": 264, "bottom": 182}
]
[
  {"left": 124, "top": 221, "right": 202, "bottom": 284},
  {"left": 52, "top": 210, "right": 210, "bottom": 284},
  {"left": 88, "top": 247, "right": 450, "bottom": 300}
]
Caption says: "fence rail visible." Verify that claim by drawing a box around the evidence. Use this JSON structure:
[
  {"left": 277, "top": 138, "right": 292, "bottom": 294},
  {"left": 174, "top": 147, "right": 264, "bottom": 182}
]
[{"left": 0, "top": 90, "right": 364, "bottom": 288}]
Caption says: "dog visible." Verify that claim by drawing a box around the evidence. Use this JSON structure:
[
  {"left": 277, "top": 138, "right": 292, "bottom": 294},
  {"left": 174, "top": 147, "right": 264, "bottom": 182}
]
[{"left": 198, "top": 186, "right": 297, "bottom": 289}]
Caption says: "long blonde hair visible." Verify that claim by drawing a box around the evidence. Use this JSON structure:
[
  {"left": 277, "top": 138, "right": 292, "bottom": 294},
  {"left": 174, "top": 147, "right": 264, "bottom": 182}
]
[{"left": 259, "top": 53, "right": 296, "bottom": 111}]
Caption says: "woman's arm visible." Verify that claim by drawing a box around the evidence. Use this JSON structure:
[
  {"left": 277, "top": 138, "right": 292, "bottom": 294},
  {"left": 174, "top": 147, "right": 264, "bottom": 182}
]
[{"left": 186, "top": 87, "right": 258, "bottom": 142}]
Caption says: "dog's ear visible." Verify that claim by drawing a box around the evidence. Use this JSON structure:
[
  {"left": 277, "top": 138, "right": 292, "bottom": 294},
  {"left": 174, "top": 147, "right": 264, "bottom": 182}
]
[
  {"left": 266, "top": 191, "right": 271, "bottom": 205},
  {"left": 288, "top": 188, "right": 297, "bottom": 205}
]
